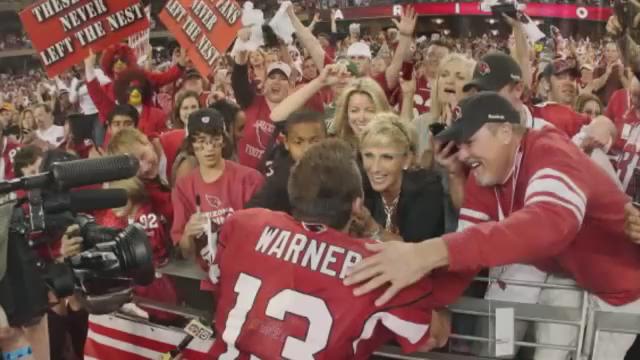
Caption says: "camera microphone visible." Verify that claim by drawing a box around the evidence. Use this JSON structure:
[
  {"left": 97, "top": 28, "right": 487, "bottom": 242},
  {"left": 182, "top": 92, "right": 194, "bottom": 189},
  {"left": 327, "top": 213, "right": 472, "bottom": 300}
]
[
  {"left": 0, "top": 155, "right": 139, "bottom": 194},
  {"left": 43, "top": 189, "right": 129, "bottom": 214}
]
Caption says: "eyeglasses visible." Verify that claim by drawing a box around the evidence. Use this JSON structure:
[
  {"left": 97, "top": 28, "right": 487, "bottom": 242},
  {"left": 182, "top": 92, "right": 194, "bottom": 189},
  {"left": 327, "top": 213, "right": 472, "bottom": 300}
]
[{"left": 193, "top": 138, "right": 224, "bottom": 149}]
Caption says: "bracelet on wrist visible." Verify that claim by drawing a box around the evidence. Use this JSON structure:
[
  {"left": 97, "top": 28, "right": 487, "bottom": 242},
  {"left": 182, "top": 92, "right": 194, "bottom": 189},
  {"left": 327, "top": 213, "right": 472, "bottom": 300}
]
[{"left": 3, "top": 346, "right": 32, "bottom": 360}]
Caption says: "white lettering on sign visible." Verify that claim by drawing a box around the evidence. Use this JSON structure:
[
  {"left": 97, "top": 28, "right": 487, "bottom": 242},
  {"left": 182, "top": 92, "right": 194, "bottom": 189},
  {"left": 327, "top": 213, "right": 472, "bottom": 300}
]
[
  {"left": 196, "top": 33, "right": 221, "bottom": 66},
  {"left": 32, "top": 0, "right": 83, "bottom": 23},
  {"left": 192, "top": 0, "right": 218, "bottom": 31},
  {"left": 333, "top": 9, "right": 344, "bottom": 20},
  {"left": 215, "top": 0, "right": 241, "bottom": 24},
  {"left": 59, "top": 0, "right": 109, "bottom": 32},
  {"left": 74, "top": 22, "right": 107, "bottom": 46},
  {"left": 393, "top": 5, "right": 403, "bottom": 17},
  {"left": 165, "top": 0, "right": 188, "bottom": 23},
  {"left": 182, "top": 16, "right": 202, "bottom": 41},
  {"left": 40, "top": 37, "right": 74, "bottom": 66},
  {"left": 107, "top": 3, "right": 145, "bottom": 31}
]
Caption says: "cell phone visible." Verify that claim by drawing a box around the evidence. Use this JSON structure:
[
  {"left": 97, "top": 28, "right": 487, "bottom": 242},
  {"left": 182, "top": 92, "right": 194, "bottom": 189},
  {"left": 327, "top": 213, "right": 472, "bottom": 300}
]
[
  {"left": 402, "top": 62, "right": 414, "bottom": 81},
  {"left": 491, "top": 3, "right": 518, "bottom": 19},
  {"left": 68, "top": 113, "right": 94, "bottom": 143}
]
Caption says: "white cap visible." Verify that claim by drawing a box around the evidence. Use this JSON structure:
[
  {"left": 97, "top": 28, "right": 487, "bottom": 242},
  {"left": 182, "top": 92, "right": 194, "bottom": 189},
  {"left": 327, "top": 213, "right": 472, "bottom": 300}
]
[
  {"left": 349, "top": 23, "right": 361, "bottom": 34},
  {"left": 267, "top": 62, "right": 292, "bottom": 79},
  {"left": 347, "top": 42, "right": 372, "bottom": 59}
]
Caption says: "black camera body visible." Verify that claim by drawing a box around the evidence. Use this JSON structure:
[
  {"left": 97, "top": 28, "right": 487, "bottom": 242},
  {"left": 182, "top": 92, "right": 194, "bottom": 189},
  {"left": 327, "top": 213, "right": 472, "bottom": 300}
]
[{"left": 0, "top": 155, "right": 151, "bottom": 327}]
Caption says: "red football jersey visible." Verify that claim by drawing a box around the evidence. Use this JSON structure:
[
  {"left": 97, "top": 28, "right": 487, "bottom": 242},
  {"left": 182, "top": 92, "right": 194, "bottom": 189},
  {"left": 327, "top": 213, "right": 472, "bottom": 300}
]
[
  {"left": 530, "top": 102, "right": 590, "bottom": 138},
  {"left": 448, "top": 127, "right": 640, "bottom": 305},
  {"left": 414, "top": 76, "right": 432, "bottom": 116},
  {"left": 209, "top": 208, "right": 472, "bottom": 359},
  {"left": 1, "top": 138, "right": 20, "bottom": 180}
]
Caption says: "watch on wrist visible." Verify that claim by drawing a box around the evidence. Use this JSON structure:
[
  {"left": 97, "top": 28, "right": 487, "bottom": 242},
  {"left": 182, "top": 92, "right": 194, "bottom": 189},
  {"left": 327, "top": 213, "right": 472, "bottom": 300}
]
[{"left": 3, "top": 346, "right": 32, "bottom": 360}]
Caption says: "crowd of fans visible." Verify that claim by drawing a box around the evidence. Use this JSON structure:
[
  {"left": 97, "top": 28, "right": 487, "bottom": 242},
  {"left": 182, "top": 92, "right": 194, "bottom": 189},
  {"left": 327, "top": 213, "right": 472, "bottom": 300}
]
[{"left": 0, "top": 1, "right": 640, "bottom": 360}]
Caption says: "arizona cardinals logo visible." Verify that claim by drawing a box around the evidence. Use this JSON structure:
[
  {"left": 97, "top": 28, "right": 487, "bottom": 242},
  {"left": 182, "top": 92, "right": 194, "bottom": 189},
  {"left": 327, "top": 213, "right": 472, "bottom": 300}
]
[
  {"left": 477, "top": 61, "right": 491, "bottom": 76},
  {"left": 452, "top": 106, "right": 462, "bottom": 122},
  {"left": 205, "top": 195, "right": 222, "bottom": 208}
]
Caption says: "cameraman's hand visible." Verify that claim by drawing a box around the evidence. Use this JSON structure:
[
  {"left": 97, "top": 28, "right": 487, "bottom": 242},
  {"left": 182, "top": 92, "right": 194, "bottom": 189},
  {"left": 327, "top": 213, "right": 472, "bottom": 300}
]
[{"left": 61, "top": 224, "right": 83, "bottom": 258}]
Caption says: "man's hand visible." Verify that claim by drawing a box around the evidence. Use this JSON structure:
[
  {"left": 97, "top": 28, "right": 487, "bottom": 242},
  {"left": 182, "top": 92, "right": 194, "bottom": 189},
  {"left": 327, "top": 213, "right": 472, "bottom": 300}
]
[
  {"left": 624, "top": 202, "right": 640, "bottom": 244},
  {"left": 400, "top": 71, "right": 416, "bottom": 96},
  {"left": 61, "top": 224, "right": 83, "bottom": 258},
  {"left": 392, "top": 6, "right": 417, "bottom": 37},
  {"left": 234, "top": 49, "right": 249, "bottom": 66},
  {"left": 177, "top": 48, "right": 188, "bottom": 67},
  {"left": 84, "top": 49, "right": 96, "bottom": 69},
  {"left": 607, "top": 15, "right": 623, "bottom": 37},
  {"left": 317, "top": 64, "right": 342, "bottom": 87},
  {"left": 434, "top": 141, "right": 464, "bottom": 177},
  {"left": 184, "top": 213, "right": 207, "bottom": 241},
  {"left": 420, "top": 309, "right": 452, "bottom": 352},
  {"left": 344, "top": 239, "right": 449, "bottom": 306}
]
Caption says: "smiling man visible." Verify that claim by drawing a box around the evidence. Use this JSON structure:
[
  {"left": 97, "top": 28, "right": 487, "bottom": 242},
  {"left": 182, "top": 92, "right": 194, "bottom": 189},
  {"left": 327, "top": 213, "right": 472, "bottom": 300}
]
[{"left": 345, "top": 92, "right": 640, "bottom": 360}]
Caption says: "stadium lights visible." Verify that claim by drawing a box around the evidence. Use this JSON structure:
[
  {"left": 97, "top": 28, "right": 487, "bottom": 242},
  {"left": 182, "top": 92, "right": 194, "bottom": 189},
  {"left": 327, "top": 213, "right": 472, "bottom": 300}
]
[
  {"left": 432, "top": 18, "right": 444, "bottom": 25},
  {"left": 486, "top": 18, "right": 498, "bottom": 25}
]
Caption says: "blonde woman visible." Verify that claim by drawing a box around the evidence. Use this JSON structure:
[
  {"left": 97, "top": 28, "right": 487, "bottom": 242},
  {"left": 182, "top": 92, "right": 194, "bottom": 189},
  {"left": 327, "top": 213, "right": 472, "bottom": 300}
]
[
  {"left": 413, "top": 53, "right": 475, "bottom": 168},
  {"left": 356, "top": 112, "right": 445, "bottom": 242},
  {"left": 331, "top": 77, "right": 392, "bottom": 148}
]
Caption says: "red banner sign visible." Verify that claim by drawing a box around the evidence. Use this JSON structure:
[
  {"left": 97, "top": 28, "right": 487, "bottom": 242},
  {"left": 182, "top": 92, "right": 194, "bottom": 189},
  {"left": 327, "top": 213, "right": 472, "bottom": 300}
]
[
  {"left": 337, "top": 2, "right": 612, "bottom": 22},
  {"left": 159, "top": 0, "right": 242, "bottom": 78},
  {"left": 20, "top": 0, "right": 150, "bottom": 78}
]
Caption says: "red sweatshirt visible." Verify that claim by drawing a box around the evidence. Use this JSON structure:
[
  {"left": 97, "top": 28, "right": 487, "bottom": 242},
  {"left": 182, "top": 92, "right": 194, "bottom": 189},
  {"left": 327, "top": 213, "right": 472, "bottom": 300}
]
[{"left": 446, "top": 126, "right": 640, "bottom": 306}]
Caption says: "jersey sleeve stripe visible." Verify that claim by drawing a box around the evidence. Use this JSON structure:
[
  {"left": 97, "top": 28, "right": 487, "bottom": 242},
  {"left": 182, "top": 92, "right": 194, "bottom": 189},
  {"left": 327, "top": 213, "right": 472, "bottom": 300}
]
[
  {"left": 525, "top": 178, "right": 586, "bottom": 217},
  {"left": 457, "top": 219, "right": 477, "bottom": 232},
  {"left": 352, "top": 312, "right": 430, "bottom": 355},
  {"left": 525, "top": 195, "right": 584, "bottom": 224},
  {"left": 459, "top": 208, "right": 491, "bottom": 222},
  {"left": 528, "top": 168, "right": 587, "bottom": 203}
]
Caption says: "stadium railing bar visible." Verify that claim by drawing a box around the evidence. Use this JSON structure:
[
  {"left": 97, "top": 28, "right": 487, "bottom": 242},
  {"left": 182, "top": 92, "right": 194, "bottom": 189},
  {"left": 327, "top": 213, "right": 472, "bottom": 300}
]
[{"left": 118, "top": 260, "right": 640, "bottom": 360}]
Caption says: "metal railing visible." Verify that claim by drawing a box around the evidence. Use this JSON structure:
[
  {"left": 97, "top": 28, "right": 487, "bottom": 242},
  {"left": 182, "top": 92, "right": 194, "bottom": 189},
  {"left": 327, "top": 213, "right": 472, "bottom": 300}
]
[{"left": 146, "top": 260, "right": 640, "bottom": 360}]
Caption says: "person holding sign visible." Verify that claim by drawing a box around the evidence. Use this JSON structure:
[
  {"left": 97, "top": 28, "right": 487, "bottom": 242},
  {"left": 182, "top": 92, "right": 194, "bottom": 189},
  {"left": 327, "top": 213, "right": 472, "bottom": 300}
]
[
  {"left": 98, "top": 43, "right": 187, "bottom": 105},
  {"left": 84, "top": 51, "right": 167, "bottom": 145}
]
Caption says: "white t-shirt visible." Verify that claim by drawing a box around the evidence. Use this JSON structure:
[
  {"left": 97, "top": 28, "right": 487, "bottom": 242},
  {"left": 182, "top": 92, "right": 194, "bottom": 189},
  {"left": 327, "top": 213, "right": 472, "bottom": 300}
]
[{"left": 36, "top": 125, "right": 65, "bottom": 147}]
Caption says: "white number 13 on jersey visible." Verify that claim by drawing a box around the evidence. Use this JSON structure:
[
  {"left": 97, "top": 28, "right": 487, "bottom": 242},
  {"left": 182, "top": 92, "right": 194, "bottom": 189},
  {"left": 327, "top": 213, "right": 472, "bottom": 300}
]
[{"left": 220, "top": 273, "right": 333, "bottom": 360}]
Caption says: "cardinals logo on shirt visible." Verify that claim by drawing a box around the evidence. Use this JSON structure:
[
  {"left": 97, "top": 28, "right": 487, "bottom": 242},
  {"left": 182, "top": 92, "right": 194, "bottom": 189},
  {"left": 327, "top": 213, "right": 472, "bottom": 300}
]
[
  {"left": 255, "top": 119, "right": 276, "bottom": 149},
  {"left": 477, "top": 61, "right": 491, "bottom": 76},
  {"left": 205, "top": 195, "right": 223, "bottom": 208}
]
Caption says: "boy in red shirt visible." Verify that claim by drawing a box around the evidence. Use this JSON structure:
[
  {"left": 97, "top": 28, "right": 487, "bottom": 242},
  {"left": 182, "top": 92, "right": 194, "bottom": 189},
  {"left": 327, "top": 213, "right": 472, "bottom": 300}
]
[{"left": 171, "top": 109, "right": 264, "bottom": 286}]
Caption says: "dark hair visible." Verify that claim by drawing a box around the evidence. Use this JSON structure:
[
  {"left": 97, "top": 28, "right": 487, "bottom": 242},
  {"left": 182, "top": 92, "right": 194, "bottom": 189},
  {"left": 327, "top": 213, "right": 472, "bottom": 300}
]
[
  {"left": 185, "top": 109, "right": 233, "bottom": 159},
  {"left": 171, "top": 90, "right": 200, "bottom": 129},
  {"left": 288, "top": 138, "right": 362, "bottom": 230},
  {"left": 13, "top": 145, "right": 43, "bottom": 177},
  {"left": 108, "top": 104, "right": 139, "bottom": 127},
  {"left": 210, "top": 99, "right": 241, "bottom": 137},
  {"left": 283, "top": 110, "right": 327, "bottom": 137},
  {"left": 40, "top": 149, "right": 78, "bottom": 172}
]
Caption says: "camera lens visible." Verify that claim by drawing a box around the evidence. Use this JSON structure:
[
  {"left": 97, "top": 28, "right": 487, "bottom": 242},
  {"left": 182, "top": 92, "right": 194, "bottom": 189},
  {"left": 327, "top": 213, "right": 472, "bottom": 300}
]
[{"left": 116, "top": 224, "right": 155, "bottom": 286}]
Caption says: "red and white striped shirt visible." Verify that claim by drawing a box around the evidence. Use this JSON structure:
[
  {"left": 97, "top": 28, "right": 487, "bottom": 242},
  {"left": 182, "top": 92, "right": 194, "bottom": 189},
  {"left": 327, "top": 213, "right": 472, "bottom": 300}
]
[{"left": 447, "top": 126, "right": 640, "bottom": 306}]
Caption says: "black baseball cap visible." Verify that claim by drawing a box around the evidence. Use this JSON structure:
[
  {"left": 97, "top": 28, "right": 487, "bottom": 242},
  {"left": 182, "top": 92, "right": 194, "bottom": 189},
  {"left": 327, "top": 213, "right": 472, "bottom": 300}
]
[
  {"left": 542, "top": 57, "right": 579, "bottom": 79},
  {"left": 187, "top": 108, "right": 226, "bottom": 137},
  {"left": 435, "top": 92, "right": 520, "bottom": 144},
  {"left": 463, "top": 52, "right": 523, "bottom": 92}
]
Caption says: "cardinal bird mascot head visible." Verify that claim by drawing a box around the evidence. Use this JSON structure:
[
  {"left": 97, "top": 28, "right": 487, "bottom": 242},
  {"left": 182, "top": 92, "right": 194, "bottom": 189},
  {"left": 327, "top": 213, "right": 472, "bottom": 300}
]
[
  {"left": 114, "top": 69, "right": 152, "bottom": 107},
  {"left": 101, "top": 43, "right": 138, "bottom": 79}
]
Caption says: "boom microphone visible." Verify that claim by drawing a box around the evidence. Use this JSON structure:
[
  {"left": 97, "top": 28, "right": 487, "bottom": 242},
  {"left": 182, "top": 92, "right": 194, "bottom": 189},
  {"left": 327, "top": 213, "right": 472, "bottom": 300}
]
[
  {"left": 43, "top": 189, "right": 129, "bottom": 214},
  {"left": 0, "top": 155, "right": 139, "bottom": 194}
]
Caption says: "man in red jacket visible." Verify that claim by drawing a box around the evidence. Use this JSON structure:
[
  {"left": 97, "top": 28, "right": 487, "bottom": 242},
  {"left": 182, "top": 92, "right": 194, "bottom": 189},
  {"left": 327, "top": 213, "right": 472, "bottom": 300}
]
[{"left": 346, "top": 92, "right": 640, "bottom": 360}]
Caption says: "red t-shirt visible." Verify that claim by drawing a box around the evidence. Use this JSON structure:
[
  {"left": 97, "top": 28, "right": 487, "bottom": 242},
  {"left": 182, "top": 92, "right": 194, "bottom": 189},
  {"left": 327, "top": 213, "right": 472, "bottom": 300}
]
[
  {"left": 97, "top": 204, "right": 169, "bottom": 265},
  {"left": 1, "top": 138, "right": 20, "bottom": 180},
  {"left": 159, "top": 129, "right": 186, "bottom": 180},
  {"left": 97, "top": 205, "right": 178, "bottom": 321},
  {"left": 606, "top": 89, "right": 640, "bottom": 156},
  {"left": 238, "top": 95, "right": 323, "bottom": 169},
  {"left": 209, "top": 208, "right": 472, "bottom": 359},
  {"left": 530, "top": 102, "right": 590, "bottom": 138}
]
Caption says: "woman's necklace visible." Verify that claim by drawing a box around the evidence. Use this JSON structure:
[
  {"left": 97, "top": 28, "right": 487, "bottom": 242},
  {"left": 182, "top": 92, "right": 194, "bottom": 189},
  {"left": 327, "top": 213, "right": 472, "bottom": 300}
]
[{"left": 381, "top": 195, "right": 400, "bottom": 231}]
